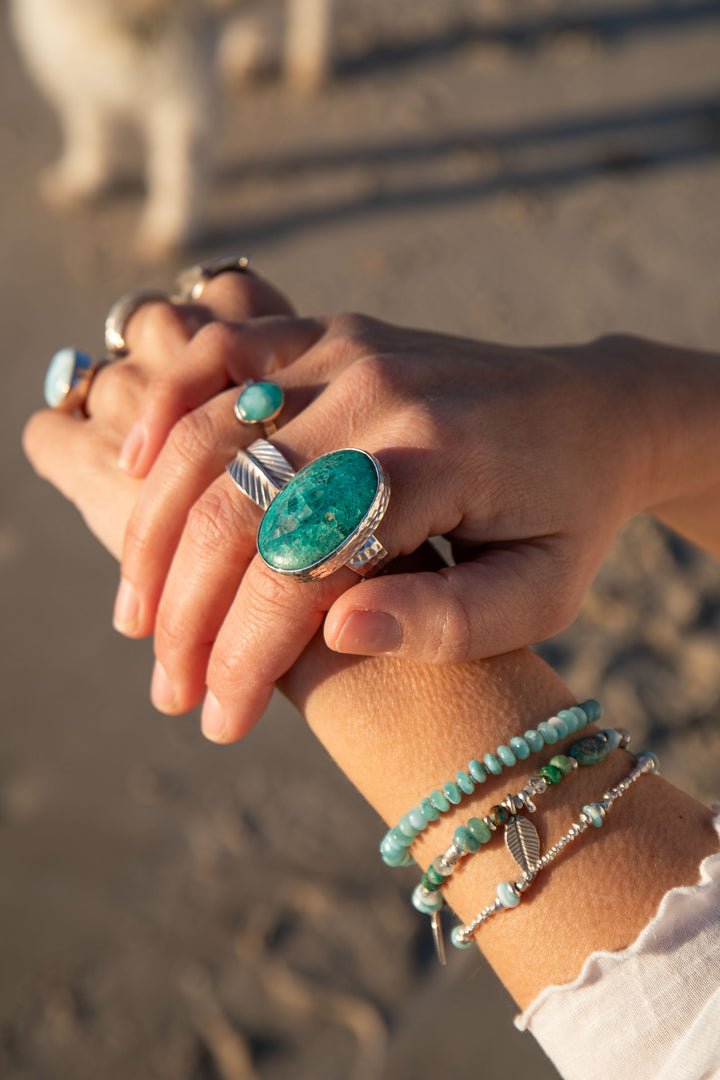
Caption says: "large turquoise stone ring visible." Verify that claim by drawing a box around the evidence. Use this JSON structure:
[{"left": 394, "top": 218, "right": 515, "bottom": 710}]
[
  {"left": 234, "top": 380, "right": 284, "bottom": 437},
  {"left": 44, "top": 347, "right": 105, "bottom": 414},
  {"left": 257, "top": 448, "right": 390, "bottom": 581}
]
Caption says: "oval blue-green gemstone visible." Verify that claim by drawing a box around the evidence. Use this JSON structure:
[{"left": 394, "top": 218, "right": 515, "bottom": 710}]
[
  {"left": 580, "top": 699, "right": 602, "bottom": 723},
  {"left": 443, "top": 781, "right": 462, "bottom": 805},
  {"left": 44, "top": 347, "right": 92, "bottom": 407},
  {"left": 557, "top": 708, "right": 580, "bottom": 733},
  {"left": 407, "top": 807, "right": 427, "bottom": 831},
  {"left": 497, "top": 744, "right": 517, "bottom": 767},
  {"left": 509, "top": 736, "right": 530, "bottom": 760},
  {"left": 235, "top": 381, "right": 284, "bottom": 422},
  {"left": 454, "top": 825, "right": 481, "bottom": 853},
  {"left": 483, "top": 753, "right": 502, "bottom": 775},
  {"left": 497, "top": 881, "right": 521, "bottom": 908},
  {"left": 419, "top": 797, "right": 440, "bottom": 822},
  {"left": 468, "top": 759, "right": 487, "bottom": 783},
  {"left": 537, "top": 721, "right": 559, "bottom": 744},
  {"left": 257, "top": 449, "right": 379, "bottom": 573},
  {"left": 548, "top": 715, "right": 569, "bottom": 739},
  {"left": 430, "top": 789, "right": 451, "bottom": 813},
  {"left": 525, "top": 729, "right": 545, "bottom": 752},
  {"left": 456, "top": 770, "right": 475, "bottom": 795}
]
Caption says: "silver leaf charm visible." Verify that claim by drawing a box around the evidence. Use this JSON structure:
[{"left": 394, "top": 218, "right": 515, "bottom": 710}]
[{"left": 505, "top": 815, "right": 540, "bottom": 875}]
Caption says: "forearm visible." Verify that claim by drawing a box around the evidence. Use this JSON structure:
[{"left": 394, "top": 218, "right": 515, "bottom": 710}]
[{"left": 281, "top": 632, "right": 717, "bottom": 1010}]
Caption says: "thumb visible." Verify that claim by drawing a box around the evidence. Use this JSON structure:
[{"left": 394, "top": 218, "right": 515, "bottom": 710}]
[{"left": 323, "top": 543, "right": 584, "bottom": 663}]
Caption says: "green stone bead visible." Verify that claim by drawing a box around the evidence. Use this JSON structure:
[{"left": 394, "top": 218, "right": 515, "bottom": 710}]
[
  {"left": 430, "top": 789, "right": 451, "bottom": 813},
  {"left": 456, "top": 770, "right": 475, "bottom": 795},
  {"left": 421, "top": 871, "right": 443, "bottom": 892},
  {"left": 419, "top": 797, "right": 440, "bottom": 822},
  {"left": 454, "top": 826, "right": 482, "bottom": 853},
  {"left": 487, "top": 804, "right": 510, "bottom": 828},
  {"left": 569, "top": 735, "right": 610, "bottom": 767},
  {"left": 257, "top": 449, "right": 379, "bottom": 574},
  {"left": 443, "top": 781, "right": 462, "bottom": 805},
  {"left": 548, "top": 754, "right": 574, "bottom": 776},
  {"left": 467, "top": 817, "right": 492, "bottom": 844},
  {"left": 424, "top": 864, "right": 447, "bottom": 887},
  {"left": 539, "top": 764, "right": 563, "bottom": 785}
]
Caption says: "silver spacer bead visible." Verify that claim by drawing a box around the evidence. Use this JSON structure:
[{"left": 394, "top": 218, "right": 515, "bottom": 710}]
[
  {"left": 517, "top": 790, "right": 537, "bottom": 814},
  {"left": 483, "top": 815, "right": 498, "bottom": 832}
]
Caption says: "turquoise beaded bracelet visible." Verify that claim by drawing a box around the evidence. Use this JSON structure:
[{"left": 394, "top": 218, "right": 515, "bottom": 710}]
[
  {"left": 451, "top": 750, "right": 659, "bottom": 950},
  {"left": 412, "top": 727, "right": 630, "bottom": 921},
  {"left": 380, "top": 699, "right": 602, "bottom": 868}
]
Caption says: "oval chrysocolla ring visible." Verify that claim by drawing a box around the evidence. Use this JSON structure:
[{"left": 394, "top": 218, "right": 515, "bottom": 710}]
[{"left": 257, "top": 448, "right": 390, "bottom": 581}]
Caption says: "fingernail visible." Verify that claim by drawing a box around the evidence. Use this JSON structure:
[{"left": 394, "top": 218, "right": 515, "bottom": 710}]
[
  {"left": 333, "top": 611, "right": 401, "bottom": 655},
  {"left": 201, "top": 690, "right": 228, "bottom": 743},
  {"left": 113, "top": 577, "right": 140, "bottom": 634},
  {"left": 151, "top": 661, "right": 176, "bottom": 711},
  {"left": 118, "top": 421, "right": 145, "bottom": 473}
]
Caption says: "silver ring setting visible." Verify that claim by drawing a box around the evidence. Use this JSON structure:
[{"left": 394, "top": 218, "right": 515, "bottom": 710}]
[
  {"left": 227, "top": 443, "right": 390, "bottom": 579},
  {"left": 44, "top": 347, "right": 106, "bottom": 414},
  {"left": 174, "top": 254, "right": 250, "bottom": 302},
  {"left": 104, "top": 288, "right": 171, "bottom": 356},
  {"left": 226, "top": 438, "right": 296, "bottom": 511},
  {"left": 257, "top": 448, "right": 390, "bottom": 581},
  {"left": 233, "top": 380, "right": 285, "bottom": 438}
]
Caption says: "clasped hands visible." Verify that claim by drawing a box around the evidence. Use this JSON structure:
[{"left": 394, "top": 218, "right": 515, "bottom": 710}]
[{"left": 23, "top": 266, "right": 698, "bottom": 744}]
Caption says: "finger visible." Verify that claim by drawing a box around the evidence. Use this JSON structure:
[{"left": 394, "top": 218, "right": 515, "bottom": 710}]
[
  {"left": 119, "top": 315, "right": 325, "bottom": 478},
  {"left": 114, "top": 388, "right": 245, "bottom": 637},
  {"left": 190, "top": 267, "right": 296, "bottom": 322},
  {"left": 23, "top": 409, "right": 139, "bottom": 560},
  {"left": 323, "top": 541, "right": 587, "bottom": 663},
  {"left": 199, "top": 560, "right": 352, "bottom": 742},
  {"left": 149, "top": 472, "right": 266, "bottom": 714},
  {"left": 115, "top": 366, "right": 326, "bottom": 640},
  {"left": 114, "top": 297, "right": 198, "bottom": 367}
]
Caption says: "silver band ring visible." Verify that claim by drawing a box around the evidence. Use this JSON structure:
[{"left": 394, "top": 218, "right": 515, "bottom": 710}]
[
  {"left": 174, "top": 254, "right": 250, "bottom": 302},
  {"left": 226, "top": 438, "right": 296, "bottom": 511},
  {"left": 44, "top": 347, "right": 107, "bottom": 415},
  {"left": 104, "top": 289, "right": 171, "bottom": 356}
]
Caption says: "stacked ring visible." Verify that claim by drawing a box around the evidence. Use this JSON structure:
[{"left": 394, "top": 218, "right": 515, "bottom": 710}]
[
  {"left": 234, "top": 380, "right": 285, "bottom": 438},
  {"left": 174, "top": 254, "right": 250, "bottom": 302},
  {"left": 227, "top": 440, "right": 391, "bottom": 580},
  {"left": 104, "top": 288, "right": 171, "bottom": 356},
  {"left": 44, "top": 347, "right": 106, "bottom": 414}
]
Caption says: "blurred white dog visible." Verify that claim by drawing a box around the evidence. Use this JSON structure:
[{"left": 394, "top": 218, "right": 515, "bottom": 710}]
[{"left": 9, "top": 0, "right": 332, "bottom": 261}]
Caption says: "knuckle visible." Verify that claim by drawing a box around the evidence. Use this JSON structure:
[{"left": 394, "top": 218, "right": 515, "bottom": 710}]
[
  {"left": 428, "top": 575, "right": 474, "bottom": 665},
  {"left": 190, "top": 320, "right": 240, "bottom": 366},
  {"left": 185, "top": 485, "right": 243, "bottom": 554},
  {"left": 165, "top": 405, "right": 223, "bottom": 467}
]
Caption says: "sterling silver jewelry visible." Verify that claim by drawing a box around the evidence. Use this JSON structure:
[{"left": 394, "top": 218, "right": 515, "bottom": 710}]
[
  {"left": 451, "top": 751, "right": 659, "bottom": 950},
  {"left": 256, "top": 448, "right": 391, "bottom": 581},
  {"left": 104, "top": 288, "right": 171, "bottom": 356},
  {"left": 174, "top": 254, "right": 250, "bottom": 302},
  {"left": 226, "top": 438, "right": 296, "bottom": 511}
]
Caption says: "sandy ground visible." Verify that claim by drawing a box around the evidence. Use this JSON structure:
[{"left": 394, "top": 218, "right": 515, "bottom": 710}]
[{"left": 1, "top": 1, "right": 720, "bottom": 1077}]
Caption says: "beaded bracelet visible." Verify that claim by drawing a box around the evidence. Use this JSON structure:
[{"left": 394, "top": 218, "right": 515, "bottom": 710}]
[
  {"left": 380, "top": 699, "right": 602, "bottom": 868},
  {"left": 450, "top": 750, "right": 659, "bottom": 951},
  {"left": 412, "top": 727, "right": 630, "bottom": 914}
]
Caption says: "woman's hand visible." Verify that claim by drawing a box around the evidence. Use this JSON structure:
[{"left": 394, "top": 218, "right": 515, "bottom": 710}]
[
  {"left": 111, "top": 313, "right": 686, "bottom": 743},
  {"left": 22, "top": 269, "right": 296, "bottom": 559}
]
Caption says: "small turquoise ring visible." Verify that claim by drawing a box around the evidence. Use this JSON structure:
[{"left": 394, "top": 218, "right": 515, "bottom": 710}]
[
  {"left": 257, "top": 448, "right": 391, "bottom": 581},
  {"left": 234, "top": 380, "right": 285, "bottom": 437},
  {"left": 44, "top": 347, "right": 107, "bottom": 414}
]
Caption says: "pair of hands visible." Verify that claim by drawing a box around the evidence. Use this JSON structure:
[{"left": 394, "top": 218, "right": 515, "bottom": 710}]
[{"left": 23, "top": 267, "right": 659, "bottom": 743}]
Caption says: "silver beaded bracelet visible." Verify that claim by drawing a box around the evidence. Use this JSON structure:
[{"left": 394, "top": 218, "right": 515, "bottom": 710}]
[{"left": 450, "top": 750, "right": 659, "bottom": 951}]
